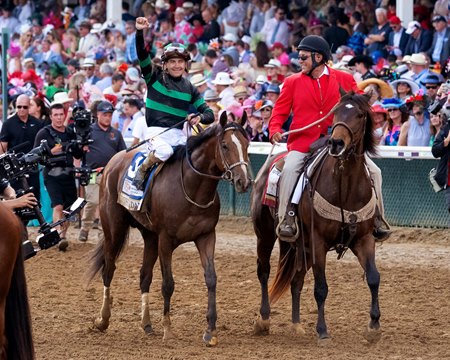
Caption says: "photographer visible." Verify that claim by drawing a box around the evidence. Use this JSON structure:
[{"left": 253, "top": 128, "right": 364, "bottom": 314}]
[
  {"left": 0, "top": 180, "right": 38, "bottom": 211},
  {"left": 34, "top": 103, "right": 83, "bottom": 251},
  {"left": 78, "top": 101, "right": 126, "bottom": 242},
  {"left": 0, "top": 94, "right": 44, "bottom": 201}
]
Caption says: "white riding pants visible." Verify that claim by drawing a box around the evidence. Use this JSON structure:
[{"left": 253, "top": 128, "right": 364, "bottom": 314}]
[{"left": 145, "top": 127, "right": 187, "bottom": 161}]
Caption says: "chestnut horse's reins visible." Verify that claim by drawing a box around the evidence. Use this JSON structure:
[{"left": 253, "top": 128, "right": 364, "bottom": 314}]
[{"left": 254, "top": 101, "right": 340, "bottom": 183}]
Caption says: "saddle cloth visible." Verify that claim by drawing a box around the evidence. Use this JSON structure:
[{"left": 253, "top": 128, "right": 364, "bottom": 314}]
[
  {"left": 262, "top": 147, "right": 328, "bottom": 208},
  {"left": 117, "top": 152, "right": 159, "bottom": 211}
]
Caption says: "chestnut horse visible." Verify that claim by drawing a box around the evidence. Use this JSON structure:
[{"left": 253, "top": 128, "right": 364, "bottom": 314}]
[
  {"left": 88, "top": 113, "right": 250, "bottom": 346},
  {"left": 0, "top": 202, "right": 34, "bottom": 360},
  {"left": 251, "top": 92, "right": 382, "bottom": 344}
]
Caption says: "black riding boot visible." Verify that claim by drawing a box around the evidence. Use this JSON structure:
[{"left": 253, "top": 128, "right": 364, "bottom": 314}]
[{"left": 277, "top": 204, "right": 299, "bottom": 243}]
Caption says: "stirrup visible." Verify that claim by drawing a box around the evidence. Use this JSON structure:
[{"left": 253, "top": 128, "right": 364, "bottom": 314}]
[
  {"left": 132, "top": 168, "right": 147, "bottom": 190},
  {"left": 276, "top": 211, "right": 300, "bottom": 243}
]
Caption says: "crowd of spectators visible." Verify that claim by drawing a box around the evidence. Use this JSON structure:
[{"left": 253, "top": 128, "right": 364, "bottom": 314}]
[
  {"left": 2, "top": 0, "right": 450, "bottom": 225},
  {"left": 1, "top": 0, "right": 450, "bottom": 150}
]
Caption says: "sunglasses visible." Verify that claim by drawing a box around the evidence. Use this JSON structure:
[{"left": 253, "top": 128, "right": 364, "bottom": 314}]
[
  {"left": 387, "top": 108, "right": 399, "bottom": 112},
  {"left": 299, "top": 54, "right": 310, "bottom": 61},
  {"left": 17, "top": 105, "right": 29, "bottom": 109},
  {"left": 262, "top": 108, "right": 272, "bottom": 112},
  {"left": 414, "top": 111, "right": 423, "bottom": 116},
  {"left": 426, "top": 85, "right": 438, "bottom": 89}
]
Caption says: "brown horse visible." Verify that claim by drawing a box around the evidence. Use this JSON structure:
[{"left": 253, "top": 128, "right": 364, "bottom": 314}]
[
  {"left": 88, "top": 112, "right": 250, "bottom": 346},
  {"left": 251, "top": 92, "right": 382, "bottom": 344},
  {"left": 0, "top": 202, "right": 34, "bottom": 360}
]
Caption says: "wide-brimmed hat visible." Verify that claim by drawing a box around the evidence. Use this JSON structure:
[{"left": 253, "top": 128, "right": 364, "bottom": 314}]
[
  {"left": 90, "top": 23, "right": 103, "bottom": 34},
  {"left": 189, "top": 62, "right": 203, "bottom": 74},
  {"left": 222, "top": 33, "right": 237, "bottom": 43},
  {"left": 264, "top": 59, "right": 281, "bottom": 68},
  {"left": 390, "top": 78, "right": 420, "bottom": 95},
  {"left": 81, "top": 58, "right": 96, "bottom": 68},
  {"left": 204, "top": 89, "right": 220, "bottom": 101},
  {"left": 372, "top": 102, "right": 388, "bottom": 114},
  {"left": 381, "top": 97, "right": 404, "bottom": 109},
  {"left": 408, "top": 53, "right": 427, "bottom": 66},
  {"left": 51, "top": 92, "right": 74, "bottom": 105},
  {"left": 348, "top": 54, "right": 374, "bottom": 67},
  {"left": 155, "top": 0, "right": 170, "bottom": 10},
  {"left": 190, "top": 73, "right": 206, "bottom": 87},
  {"left": 233, "top": 85, "right": 248, "bottom": 98},
  {"left": 212, "top": 72, "right": 233, "bottom": 85},
  {"left": 256, "top": 75, "right": 267, "bottom": 84},
  {"left": 358, "top": 78, "right": 394, "bottom": 98}
]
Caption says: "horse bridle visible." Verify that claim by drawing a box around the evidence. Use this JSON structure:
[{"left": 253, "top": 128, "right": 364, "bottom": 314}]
[{"left": 182, "top": 126, "right": 250, "bottom": 208}]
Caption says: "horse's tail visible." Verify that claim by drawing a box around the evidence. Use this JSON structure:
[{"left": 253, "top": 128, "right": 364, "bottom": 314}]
[
  {"left": 86, "top": 227, "right": 131, "bottom": 284},
  {"left": 269, "top": 241, "right": 298, "bottom": 305},
  {"left": 5, "top": 247, "right": 35, "bottom": 360}
]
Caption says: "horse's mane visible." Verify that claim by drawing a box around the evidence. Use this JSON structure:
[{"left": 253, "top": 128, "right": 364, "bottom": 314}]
[
  {"left": 340, "top": 92, "right": 378, "bottom": 156},
  {"left": 168, "top": 122, "right": 248, "bottom": 164}
]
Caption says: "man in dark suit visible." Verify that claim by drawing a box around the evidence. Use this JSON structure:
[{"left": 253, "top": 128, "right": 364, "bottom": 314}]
[
  {"left": 427, "top": 15, "right": 450, "bottom": 68},
  {"left": 404, "top": 20, "right": 433, "bottom": 55},
  {"left": 387, "top": 16, "right": 409, "bottom": 56},
  {"left": 200, "top": 7, "right": 220, "bottom": 42}
]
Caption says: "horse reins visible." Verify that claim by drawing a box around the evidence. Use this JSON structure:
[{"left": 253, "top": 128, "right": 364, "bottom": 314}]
[{"left": 181, "top": 125, "right": 250, "bottom": 208}]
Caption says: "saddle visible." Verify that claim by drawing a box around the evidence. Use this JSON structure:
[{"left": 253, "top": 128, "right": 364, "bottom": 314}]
[{"left": 118, "top": 152, "right": 163, "bottom": 211}]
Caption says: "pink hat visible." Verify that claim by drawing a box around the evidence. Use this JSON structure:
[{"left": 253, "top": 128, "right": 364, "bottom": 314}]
[
  {"left": 7, "top": 42, "right": 21, "bottom": 57},
  {"left": 226, "top": 101, "right": 244, "bottom": 118},
  {"left": 242, "top": 98, "right": 256, "bottom": 109}
]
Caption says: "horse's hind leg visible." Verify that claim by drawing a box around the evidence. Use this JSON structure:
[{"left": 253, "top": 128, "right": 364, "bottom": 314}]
[
  {"left": 139, "top": 229, "right": 158, "bottom": 335},
  {"left": 291, "top": 265, "right": 308, "bottom": 336},
  {"left": 352, "top": 234, "right": 381, "bottom": 343},
  {"left": 94, "top": 206, "right": 131, "bottom": 332},
  {"left": 195, "top": 232, "right": 218, "bottom": 347}
]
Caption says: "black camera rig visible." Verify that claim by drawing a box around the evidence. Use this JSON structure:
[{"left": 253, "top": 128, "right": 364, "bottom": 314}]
[{"left": 0, "top": 140, "right": 86, "bottom": 260}]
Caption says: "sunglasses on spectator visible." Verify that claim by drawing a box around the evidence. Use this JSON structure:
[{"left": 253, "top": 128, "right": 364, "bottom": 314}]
[
  {"left": 387, "top": 108, "right": 399, "bottom": 112},
  {"left": 414, "top": 111, "right": 423, "bottom": 116},
  {"left": 299, "top": 55, "right": 310, "bottom": 61},
  {"left": 261, "top": 108, "right": 272, "bottom": 112},
  {"left": 17, "top": 105, "right": 29, "bottom": 109},
  {"left": 425, "top": 85, "right": 438, "bottom": 89}
]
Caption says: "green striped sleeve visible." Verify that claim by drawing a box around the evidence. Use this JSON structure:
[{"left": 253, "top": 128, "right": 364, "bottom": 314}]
[
  {"left": 193, "top": 97, "right": 205, "bottom": 109},
  {"left": 140, "top": 56, "right": 151, "bottom": 68},
  {"left": 152, "top": 80, "right": 192, "bottom": 102},
  {"left": 146, "top": 98, "right": 188, "bottom": 118}
]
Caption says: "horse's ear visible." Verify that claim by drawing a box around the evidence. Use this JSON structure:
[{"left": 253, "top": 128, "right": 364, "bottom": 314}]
[
  {"left": 339, "top": 86, "right": 347, "bottom": 97},
  {"left": 219, "top": 110, "right": 228, "bottom": 127},
  {"left": 362, "top": 92, "right": 371, "bottom": 103},
  {"left": 237, "top": 111, "right": 247, "bottom": 127}
]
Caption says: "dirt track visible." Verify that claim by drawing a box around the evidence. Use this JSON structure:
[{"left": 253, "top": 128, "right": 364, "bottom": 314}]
[{"left": 25, "top": 218, "right": 450, "bottom": 360}]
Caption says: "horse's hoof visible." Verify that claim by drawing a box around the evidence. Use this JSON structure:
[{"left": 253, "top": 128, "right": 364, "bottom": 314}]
[
  {"left": 143, "top": 324, "right": 154, "bottom": 335},
  {"left": 317, "top": 335, "right": 331, "bottom": 347},
  {"left": 364, "top": 326, "right": 382, "bottom": 344},
  {"left": 254, "top": 318, "right": 270, "bottom": 336},
  {"left": 292, "top": 323, "right": 306, "bottom": 336},
  {"left": 203, "top": 331, "right": 218, "bottom": 347},
  {"left": 93, "top": 317, "right": 109, "bottom": 332}
]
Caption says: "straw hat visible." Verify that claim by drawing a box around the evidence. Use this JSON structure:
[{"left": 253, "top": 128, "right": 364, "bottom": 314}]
[
  {"left": 188, "top": 62, "right": 203, "bottom": 74},
  {"left": 190, "top": 73, "right": 207, "bottom": 87},
  {"left": 357, "top": 78, "right": 394, "bottom": 98},
  {"left": 233, "top": 85, "right": 248, "bottom": 98},
  {"left": 408, "top": 53, "right": 427, "bottom": 66}
]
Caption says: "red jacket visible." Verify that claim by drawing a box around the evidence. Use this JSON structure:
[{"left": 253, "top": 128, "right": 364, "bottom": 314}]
[{"left": 269, "top": 67, "right": 360, "bottom": 153}]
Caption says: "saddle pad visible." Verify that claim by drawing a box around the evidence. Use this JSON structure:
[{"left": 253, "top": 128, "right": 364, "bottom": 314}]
[
  {"left": 262, "top": 154, "right": 286, "bottom": 207},
  {"left": 118, "top": 152, "right": 157, "bottom": 211}
]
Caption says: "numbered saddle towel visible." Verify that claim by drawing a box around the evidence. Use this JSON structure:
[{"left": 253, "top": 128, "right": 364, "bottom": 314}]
[{"left": 118, "top": 152, "right": 161, "bottom": 211}]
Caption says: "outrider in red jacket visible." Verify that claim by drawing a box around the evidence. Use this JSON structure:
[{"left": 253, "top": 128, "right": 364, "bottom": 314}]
[{"left": 269, "top": 67, "right": 360, "bottom": 153}]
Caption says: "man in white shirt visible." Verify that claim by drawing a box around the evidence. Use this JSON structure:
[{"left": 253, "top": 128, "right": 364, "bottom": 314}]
[
  {"left": 76, "top": 21, "right": 98, "bottom": 59},
  {"left": 212, "top": 72, "right": 235, "bottom": 109},
  {"left": 260, "top": 7, "right": 290, "bottom": 49}
]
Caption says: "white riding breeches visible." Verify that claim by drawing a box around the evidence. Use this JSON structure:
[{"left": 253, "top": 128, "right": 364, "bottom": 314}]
[{"left": 145, "top": 127, "right": 187, "bottom": 161}]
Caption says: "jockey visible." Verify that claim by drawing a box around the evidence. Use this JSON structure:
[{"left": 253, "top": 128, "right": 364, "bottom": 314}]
[
  {"left": 269, "top": 35, "right": 391, "bottom": 242},
  {"left": 133, "top": 17, "right": 214, "bottom": 189}
]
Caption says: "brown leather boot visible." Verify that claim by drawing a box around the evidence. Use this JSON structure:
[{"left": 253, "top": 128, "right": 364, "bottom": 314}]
[{"left": 133, "top": 152, "right": 161, "bottom": 190}]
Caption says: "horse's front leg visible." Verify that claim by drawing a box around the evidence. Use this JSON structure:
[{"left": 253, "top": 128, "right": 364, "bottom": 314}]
[
  {"left": 312, "top": 244, "right": 330, "bottom": 345},
  {"left": 352, "top": 233, "right": 381, "bottom": 343},
  {"left": 195, "top": 232, "right": 218, "bottom": 347},
  {"left": 139, "top": 229, "right": 159, "bottom": 335}
]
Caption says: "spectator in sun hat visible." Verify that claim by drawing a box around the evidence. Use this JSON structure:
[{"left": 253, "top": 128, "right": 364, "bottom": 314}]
[
  {"left": 190, "top": 73, "right": 208, "bottom": 95},
  {"left": 265, "top": 83, "right": 280, "bottom": 103},
  {"left": 264, "top": 59, "right": 284, "bottom": 85},
  {"left": 380, "top": 97, "right": 409, "bottom": 145},
  {"left": 212, "top": 72, "right": 235, "bottom": 108},
  {"left": 81, "top": 58, "right": 100, "bottom": 85},
  {"left": 204, "top": 89, "right": 220, "bottom": 107},
  {"left": 408, "top": 53, "right": 432, "bottom": 90},
  {"left": 371, "top": 101, "right": 388, "bottom": 142},
  {"left": 427, "top": 15, "right": 450, "bottom": 68},
  {"left": 420, "top": 73, "right": 445, "bottom": 102},
  {"left": 389, "top": 78, "right": 420, "bottom": 101},
  {"left": 404, "top": 21, "right": 433, "bottom": 56},
  {"left": 348, "top": 55, "right": 376, "bottom": 81},
  {"left": 387, "top": 15, "right": 409, "bottom": 57},
  {"left": 358, "top": 78, "right": 394, "bottom": 105},
  {"left": 399, "top": 93, "right": 431, "bottom": 146},
  {"left": 222, "top": 33, "right": 239, "bottom": 66},
  {"left": 233, "top": 85, "right": 249, "bottom": 105}
]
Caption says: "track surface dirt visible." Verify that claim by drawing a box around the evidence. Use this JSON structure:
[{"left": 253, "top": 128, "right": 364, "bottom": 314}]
[{"left": 25, "top": 218, "right": 450, "bottom": 360}]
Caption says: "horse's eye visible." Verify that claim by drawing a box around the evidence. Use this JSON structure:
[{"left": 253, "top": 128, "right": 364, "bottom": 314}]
[
  {"left": 358, "top": 113, "right": 364, "bottom": 118},
  {"left": 221, "top": 142, "right": 228, "bottom": 150}
]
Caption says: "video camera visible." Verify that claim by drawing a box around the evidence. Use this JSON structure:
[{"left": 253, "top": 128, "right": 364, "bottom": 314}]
[{"left": 72, "top": 104, "right": 94, "bottom": 145}]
